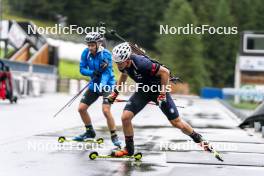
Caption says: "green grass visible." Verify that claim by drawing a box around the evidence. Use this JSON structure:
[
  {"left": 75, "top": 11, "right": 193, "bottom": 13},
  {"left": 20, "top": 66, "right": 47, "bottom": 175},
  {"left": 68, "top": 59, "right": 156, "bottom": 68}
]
[
  {"left": 228, "top": 100, "right": 260, "bottom": 110},
  {"left": 0, "top": 47, "right": 15, "bottom": 58},
  {"left": 0, "top": 49, "right": 5, "bottom": 58},
  {"left": 59, "top": 59, "right": 121, "bottom": 80},
  {"left": 59, "top": 59, "right": 86, "bottom": 80}
]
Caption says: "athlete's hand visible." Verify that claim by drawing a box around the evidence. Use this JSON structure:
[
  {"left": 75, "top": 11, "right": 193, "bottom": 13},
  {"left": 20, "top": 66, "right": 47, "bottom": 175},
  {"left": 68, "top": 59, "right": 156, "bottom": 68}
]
[
  {"left": 100, "top": 60, "right": 109, "bottom": 70},
  {"left": 93, "top": 70, "right": 101, "bottom": 79},
  {"left": 157, "top": 93, "right": 166, "bottom": 107},
  {"left": 170, "top": 77, "right": 183, "bottom": 84},
  {"left": 107, "top": 89, "right": 119, "bottom": 104}
]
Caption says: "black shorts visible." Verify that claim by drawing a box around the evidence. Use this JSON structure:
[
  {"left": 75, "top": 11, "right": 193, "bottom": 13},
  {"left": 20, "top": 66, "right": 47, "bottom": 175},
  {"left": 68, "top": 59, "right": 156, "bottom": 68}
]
[
  {"left": 124, "top": 91, "right": 179, "bottom": 121},
  {"left": 80, "top": 90, "right": 111, "bottom": 106}
]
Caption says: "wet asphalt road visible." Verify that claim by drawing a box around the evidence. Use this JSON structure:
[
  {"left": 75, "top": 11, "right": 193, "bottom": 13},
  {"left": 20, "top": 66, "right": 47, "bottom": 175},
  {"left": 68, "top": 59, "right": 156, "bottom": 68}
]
[{"left": 1, "top": 93, "right": 264, "bottom": 176}]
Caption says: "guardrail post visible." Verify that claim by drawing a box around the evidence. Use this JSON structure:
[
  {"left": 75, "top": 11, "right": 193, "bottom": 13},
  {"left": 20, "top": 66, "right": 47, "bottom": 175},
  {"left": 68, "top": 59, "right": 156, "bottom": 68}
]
[
  {"left": 254, "top": 122, "right": 262, "bottom": 132},
  {"left": 262, "top": 126, "right": 264, "bottom": 138}
]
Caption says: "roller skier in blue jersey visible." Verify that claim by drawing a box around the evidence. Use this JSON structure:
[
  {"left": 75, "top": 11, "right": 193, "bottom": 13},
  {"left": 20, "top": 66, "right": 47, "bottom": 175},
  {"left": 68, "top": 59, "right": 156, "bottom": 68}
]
[{"left": 73, "top": 32, "right": 121, "bottom": 147}]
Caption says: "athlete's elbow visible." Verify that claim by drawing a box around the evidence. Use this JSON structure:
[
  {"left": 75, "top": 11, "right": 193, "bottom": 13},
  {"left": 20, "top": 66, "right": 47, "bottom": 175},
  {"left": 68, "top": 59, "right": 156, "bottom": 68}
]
[
  {"left": 80, "top": 68, "right": 90, "bottom": 76},
  {"left": 80, "top": 68, "right": 85, "bottom": 76},
  {"left": 159, "top": 66, "right": 170, "bottom": 76},
  {"left": 164, "top": 67, "right": 170, "bottom": 75}
]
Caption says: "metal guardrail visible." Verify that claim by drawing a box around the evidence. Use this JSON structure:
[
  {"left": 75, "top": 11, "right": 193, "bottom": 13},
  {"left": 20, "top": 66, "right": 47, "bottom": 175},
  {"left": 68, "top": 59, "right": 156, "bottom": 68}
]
[
  {"left": 0, "top": 59, "right": 57, "bottom": 74},
  {"left": 1, "top": 59, "right": 29, "bottom": 72},
  {"left": 32, "top": 64, "right": 57, "bottom": 74}
]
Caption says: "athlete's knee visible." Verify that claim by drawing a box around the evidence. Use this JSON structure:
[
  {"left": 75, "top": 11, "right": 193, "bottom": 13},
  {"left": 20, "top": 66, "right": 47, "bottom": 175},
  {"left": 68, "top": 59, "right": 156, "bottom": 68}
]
[
  {"left": 121, "top": 111, "right": 134, "bottom": 124},
  {"left": 78, "top": 104, "right": 89, "bottom": 114},
  {"left": 102, "top": 105, "right": 111, "bottom": 117},
  {"left": 170, "top": 117, "right": 184, "bottom": 128}
]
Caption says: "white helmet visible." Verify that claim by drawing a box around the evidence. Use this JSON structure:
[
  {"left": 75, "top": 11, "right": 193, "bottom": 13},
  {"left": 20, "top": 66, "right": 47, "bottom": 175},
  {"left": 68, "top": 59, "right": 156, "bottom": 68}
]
[
  {"left": 85, "top": 32, "right": 102, "bottom": 43},
  {"left": 112, "top": 42, "right": 132, "bottom": 63}
]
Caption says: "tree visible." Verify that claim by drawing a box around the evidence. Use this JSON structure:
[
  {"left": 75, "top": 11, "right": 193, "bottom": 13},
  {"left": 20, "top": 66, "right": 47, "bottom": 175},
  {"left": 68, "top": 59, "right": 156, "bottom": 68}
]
[
  {"left": 156, "top": 0, "right": 209, "bottom": 93},
  {"left": 109, "top": 0, "right": 170, "bottom": 49},
  {"left": 8, "top": 0, "right": 66, "bottom": 20},
  {"left": 230, "top": 0, "right": 258, "bottom": 30},
  {"left": 190, "top": 0, "right": 218, "bottom": 24},
  {"left": 203, "top": 0, "right": 237, "bottom": 87},
  {"left": 8, "top": 0, "right": 170, "bottom": 49}
]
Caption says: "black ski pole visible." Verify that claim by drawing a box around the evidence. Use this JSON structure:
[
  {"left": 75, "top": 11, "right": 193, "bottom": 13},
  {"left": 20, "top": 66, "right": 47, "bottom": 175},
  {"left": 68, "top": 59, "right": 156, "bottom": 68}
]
[
  {"left": 53, "top": 83, "right": 89, "bottom": 118},
  {"left": 53, "top": 59, "right": 109, "bottom": 118},
  {"left": 99, "top": 21, "right": 107, "bottom": 48}
]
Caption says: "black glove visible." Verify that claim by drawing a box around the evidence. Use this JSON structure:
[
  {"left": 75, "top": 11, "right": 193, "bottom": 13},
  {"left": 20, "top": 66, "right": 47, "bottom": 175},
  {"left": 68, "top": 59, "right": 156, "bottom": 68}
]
[
  {"left": 93, "top": 70, "right": 101, "bottom": 79},
  {"left": 157, "top": 93, "right": 166, "bottom": 107},
  {"left": 100, "top": 60, "right": 109, "bottom": 70},
  {"left": 107, "top": 89, "right": 119, "bottom": 104},
  {"left": 170, "top": 77, "right": 183, "bottom": 84}
]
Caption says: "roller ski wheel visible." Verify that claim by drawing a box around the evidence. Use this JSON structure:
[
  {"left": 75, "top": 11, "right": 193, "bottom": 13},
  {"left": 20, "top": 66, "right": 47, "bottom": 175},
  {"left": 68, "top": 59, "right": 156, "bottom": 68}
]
[
  {"left": 58, "top": 136, "right": 66, "bottom": 143},
  {"left": 134, "top": 152, "right": 143, "bottom": 161},
  {"left": 89, "top": 151, "right": 99, "bottom": 160},
  {"left": 96, "top": 138, "right": 104, "bottom": 144}
]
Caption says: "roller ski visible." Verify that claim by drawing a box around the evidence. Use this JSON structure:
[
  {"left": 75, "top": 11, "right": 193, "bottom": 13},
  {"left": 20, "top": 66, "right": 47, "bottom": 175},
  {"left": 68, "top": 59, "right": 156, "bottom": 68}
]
[
  {"left": 90, "top": 132, "right": 142, "bottom": 161},
  {"left": 58, "top": 128, "right": 104, "bottom": 144},
  {"left": 89, "top": 140, "right": 141, "bottom": 161},
  {"left": 89, "top": 148, "right": 142, "bottom": 161},
  {"left": 58, "top": 129, "right": 103, "bottom": 144},
  {"left": 190, "top": 131, "right": 224, "bottom": 162},
  {"left": 199, "top": 141, "right": 224, "bottom": 162},
  {"left": 57, "top": 136, "right": 104, "bottom": 144}
]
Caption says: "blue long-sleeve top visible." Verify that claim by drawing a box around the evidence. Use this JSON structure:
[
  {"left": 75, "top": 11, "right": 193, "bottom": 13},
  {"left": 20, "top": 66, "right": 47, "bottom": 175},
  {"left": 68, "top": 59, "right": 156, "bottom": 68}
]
[{"left": 80, "top": 46, "right": 115, "bottom": 92}]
